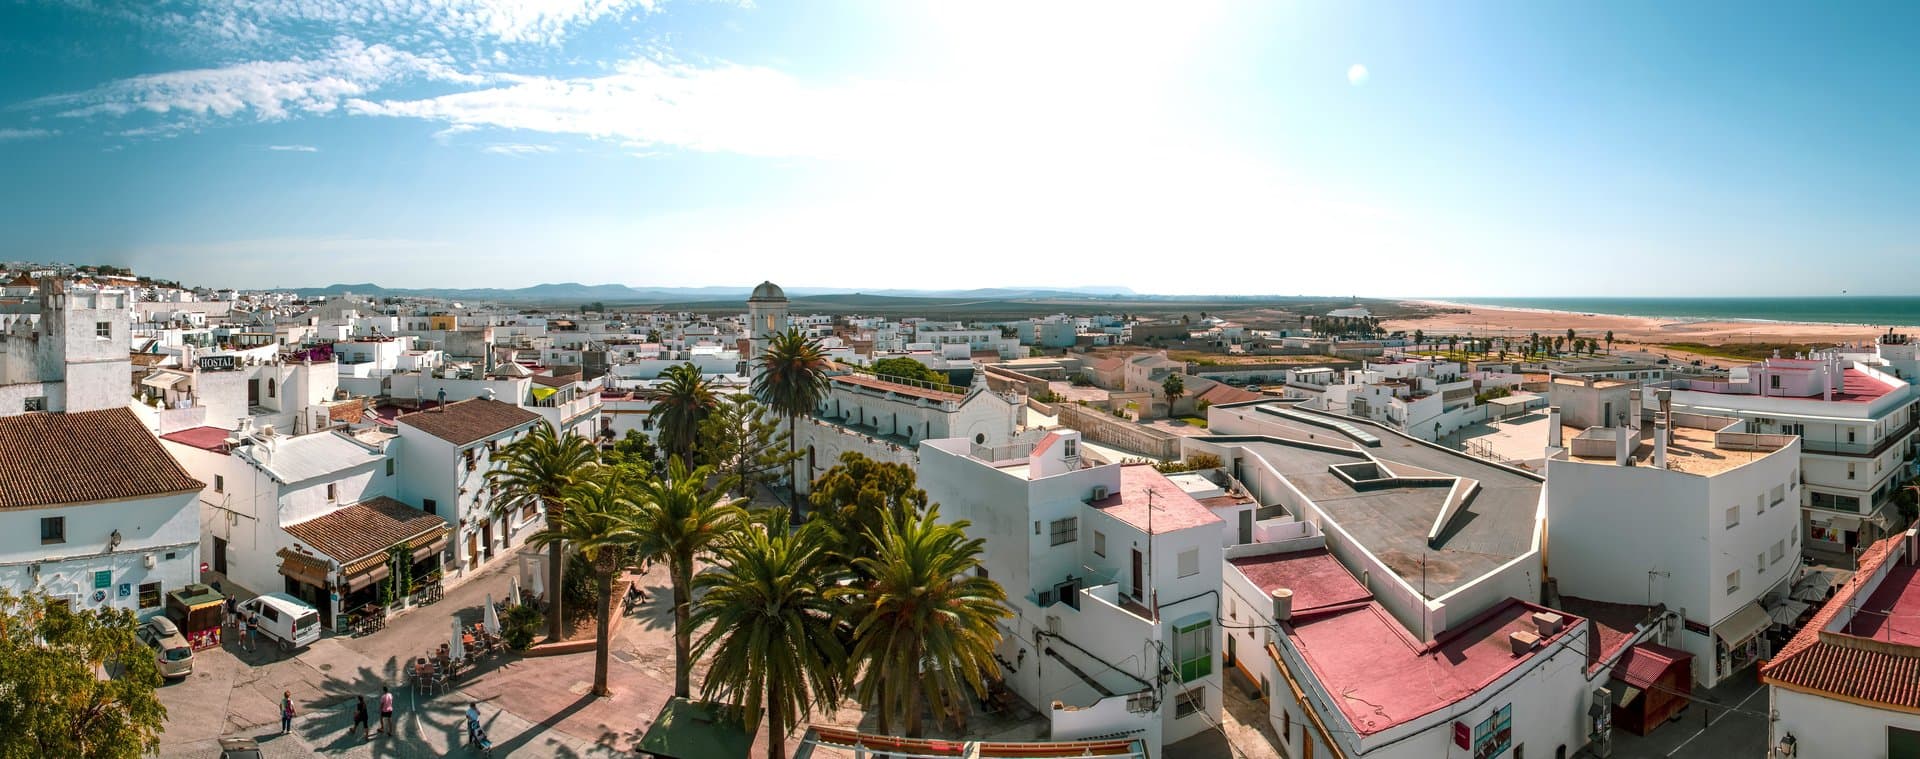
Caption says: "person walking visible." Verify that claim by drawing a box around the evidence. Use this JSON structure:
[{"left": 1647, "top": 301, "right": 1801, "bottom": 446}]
[
  {"left": 223, "top": 594, "right": 236, "bottom": 628},
  {"left": 279, "top": 691, "right": 295, "bottom": 734},
  {"left": 378, "top": 686, "right": 395, "bottom": 736},
  {"left": 244, "top": 613, "right": 258, "bottom": 652},
  {"left": 351, "top": 696, "right": 369, "bottom": 740}
]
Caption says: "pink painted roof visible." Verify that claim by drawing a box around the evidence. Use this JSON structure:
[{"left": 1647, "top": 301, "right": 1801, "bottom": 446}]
[
  {"left": 1228, "top": 549, "right": 1371, "bottom": 615},
  {"left": 1288, "top": 598, "right": 1583, "bottom": 735},
  {"left": 160, "top": 426, "right": 234, "bottom": 454},
  {"left": 1030, "top": 432, "right": 1061, "bottom": 458},
  {"left": 1833, "top": 368, "right": 1897, "bottom": 402},
  {"left": 1845, "top": 562, "right": 1920, "bottom": 646},
  {"left": 1087, "top": 464, "right": 1222, "bottom": 534}
]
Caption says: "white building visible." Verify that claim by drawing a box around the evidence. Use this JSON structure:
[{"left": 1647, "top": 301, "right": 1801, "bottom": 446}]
[
  {"left": 918, "top": 431, "right": 1224, "bottom": 752},
  {"left": 0, "top": 408, "right": 203, "bottom": 621},
  {"left": 394, "top": 399, "right": 545, "bottom": 578},
  {"left": 795, "top": 370, "right": 1022, "bottom": 493},
  {"left": 1762, "top": 530, "right": 1920, "bottom": 759},
  {"left": 745, "top": 281, "right": 789, "bottom": 379},
  {"left": 0, "top": 282, "right": 133, "bottom": 415},
  {"left": 1545, "top": 405, "right": 1800, "bottom": 688},
  {"left": 1653, "top": 351, "right": 1916, "bottom": 554}
]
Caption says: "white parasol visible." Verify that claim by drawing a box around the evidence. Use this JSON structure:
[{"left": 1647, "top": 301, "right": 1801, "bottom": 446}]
[
  {"left": 484, "top": 594, "right": 501, "bottom": 636},
  {"left": 508, "top": 575, "right": 522, "bottom": 608},
  {"left": 449, "top": 618, "right": 466, "bottom": 661}
]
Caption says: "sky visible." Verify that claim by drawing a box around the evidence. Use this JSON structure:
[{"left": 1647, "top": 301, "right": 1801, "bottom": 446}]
[{"left": 1, "top": 1, "right": 1918, "bottom": 297}]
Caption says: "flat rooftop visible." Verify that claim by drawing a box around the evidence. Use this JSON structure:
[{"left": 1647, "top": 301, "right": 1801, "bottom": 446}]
[
  {"left": 1229, "top": 549, "right": 1371, "bottom": 616},
  {"left": 1676, "top": 367, "right": 1897, "bottom": 403},
  {"left": 1214, "top": 406, "right": 1542, "bottom": 596},
  {"left": 1568, "top": 422, "right": 1782, "bottom": 476},
  {"left": 1844, "top": 563, "right": 1920, "bottom": 647},
  {"left": 1290, "top": 596, "right": 1583, "bottom": 736},
  {"left": 1088, "top": 464, "right": 1222, "bottom": 534}
]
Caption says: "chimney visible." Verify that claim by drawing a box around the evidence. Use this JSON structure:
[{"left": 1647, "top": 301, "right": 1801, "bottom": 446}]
[
  {"left": 1547, "top": 406, "right": 1563, "bottom": 448},
  {"left": 1823, "top": 365, "right": 1834, "bottom": 402},
  {"left": 1531, "top": 612, "right": 1566, "bottom": 636},
  {"left": 1271, "top": 588, "right": 1294, "bottom": 622},
  {"left": 1508, "top": 630, "right": 1541, "bottom": 654},
  {"left": 1654, "top": 420, "right": 1669, "bottom": 469},
  {"left": 1616, "top": 423, "right": 1631, "bottom": 466}
]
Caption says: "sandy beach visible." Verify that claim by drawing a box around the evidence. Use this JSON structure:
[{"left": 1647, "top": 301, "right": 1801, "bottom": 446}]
[{"left": 1384, "top": 300, "right": 1916, "bottom": 349}]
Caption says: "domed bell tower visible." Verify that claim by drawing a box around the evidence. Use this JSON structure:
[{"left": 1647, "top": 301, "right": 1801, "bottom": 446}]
[{"left": 746, "top": 281, "right": 789, "bottom": 378}]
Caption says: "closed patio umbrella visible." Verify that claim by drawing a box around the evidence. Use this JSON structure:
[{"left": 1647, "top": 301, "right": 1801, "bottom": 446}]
[
  {"left": 484, "top": 594, "right": 501, "bottom": 636},
  {"left": 449, "top": 618, "right": 466, "bottom": 662},
  {"left": 509, "top": 575, "right": 522, "bottom": 608}
]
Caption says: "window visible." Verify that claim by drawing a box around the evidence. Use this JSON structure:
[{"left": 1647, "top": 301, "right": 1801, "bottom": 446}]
[
  {"left": 976, "top": 566, "right": 989, "bottom": 580},
  {"left": 95, "top": 321, "right": 111, "bottom": 338},
  {"left": 326, "top": 483, "right": 338, "bottom": 501},
  {"left": 423, "top": 498, "right": 437, "bottom": 515},
  {"left": 386, "top": 459, "right": 395, "bottom": 477},
  {"left": 1758, "top": 553, "right": 1766, "bottom": 573},
  {"left": 1727, "top": 570, "right": 1740, "bottom": 595},
  {"left": 1178, "top": 548, "right": 1199, "bottom": 578},
  {"left": 1770, "top": 375, "right": 1781, "bottom": 389},
  {"left": 1174, "top": 618, "right": 1212, "bottom": 680},
  {"left": 1848, "top": 429, "right": 1857, "bottom": 443},
  {"left": 1063, "top": 439, "right": 1077, "bottom": 458},
  {"left": 1725, "top": 505, "right": 1739, "bottom": 529},
  {"left": 23, "top": 396, "right": 45, "bottom": 412},
  {"left": 1848, "top": 463, "right": 1857, "bottom": 480},
  {"left": 1093, "top": 530, "right": 1106, "bottom": 558},
  {"left": 266, "top": 378, "right": 275, "bottom": 398},
  {"left": 1756, "top": 494, "right": 1764, "bottom": 515},
  {"left": 1771, "top": 540, "right": 1785, "bottom": 563},
  {"left": 214, "top": 475, "right": 225, "bottom": 493},
  {"left": 1283, "top": 707, "right": 1291, "bottom": 738},
  {"left": 138, "top": 581, "right": 161, "bottom": 609},
  {"left": 1771, "top": 485, "right": 1785, "bottom": 506},
  {"left": 40, "top": 516, "right": 64, "bottom": 544},
  {"left": 1049, "top": 517, "right": 1078, "bottom": 546},
  {"left": 1229, "top": 597, "right": 1237, "bottom": 620},
  {"left": 1175, "top": 686, "right": 1205, "bottom": 718}
]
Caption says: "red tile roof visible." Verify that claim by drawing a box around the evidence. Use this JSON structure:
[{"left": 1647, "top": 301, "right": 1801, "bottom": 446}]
[
  {"left": 1614, "top": 643, "right": 1693, "bottom": 689},
  {"left": 0, "top": 409, "right": 204, "bottom": 509},
  {"left": 1087, "top": 464, "right": 1222, "bottom": 534},
  {"left": 1762, "top": 536, "right": 1920, "bottom": 708},
  {"left": 396, "top": 398, "right": 541, "bottom": 446},
  {"left": 283, "top": 496, "right": 450, "bottom": 564},
  {"left": 832, "top": 373, "right": 966, "bottom": 403}
]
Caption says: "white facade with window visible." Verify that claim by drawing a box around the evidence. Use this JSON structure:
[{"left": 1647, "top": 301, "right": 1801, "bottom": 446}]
[{"left": 0, "top": 491, "right": 200, "bottom": 620}]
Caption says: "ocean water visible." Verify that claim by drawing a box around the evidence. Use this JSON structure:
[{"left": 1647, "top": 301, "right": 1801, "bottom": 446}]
[{"left": 1446, "top": 297, "right": 1920, "bottom": 327}]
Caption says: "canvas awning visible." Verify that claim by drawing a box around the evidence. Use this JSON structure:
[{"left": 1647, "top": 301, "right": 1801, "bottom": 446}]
[
  {"left": 345, "top": 563, "right": 390, "bottom": 592},
  {"left": 410, "top": 531, "right": 450, "bottom": 564},
  {"left": 1814, "top": 515, "right": 1863, "bottom": 533},
  {"left": 276, "top": 548, "right": 331, "bottom": 589},
  {"left": 1715, "top": 602, "right": 1772, "bottom": 648},
  {"left": 530, "top": 386, "right": 559, "bottom": 401},
  {"left": 140, "top": 372, "right": 189, "bottom": 390}
]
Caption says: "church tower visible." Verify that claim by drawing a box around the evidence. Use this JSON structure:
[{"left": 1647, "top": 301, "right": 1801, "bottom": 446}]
[{"left": 746, "top": 281, "right": 789, "bottom": 375}]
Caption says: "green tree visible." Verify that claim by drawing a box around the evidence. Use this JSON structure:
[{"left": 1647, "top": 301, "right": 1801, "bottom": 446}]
[
  {"left": 807, "top": 452, "right": 930, "bottom": 566},
  {"left": 837, "top": 505, "right": 1010, "bottom": 736},
  {"left": 0, "top": 592, "right": 167, "bottom": 758},
  {"left": 690, "top": 523, "right": 845, "bottom": 759},
  {"left": 1606, "top": 330, "right": 1615, "bottom": 353},
  {"left": 753, "top": 329, "right": 831, "bottom": 507},
  {"left": 1161, "top": 373, "right": 1186, "bottom": 417},
  {"left": 1566, "top": 328, "right": 1577, "bottom": 349},
  {"left": 1412, "top": 329, "right": 1424, "bottom": 349},
  {"left": 488, "top": 421, "right": 600, "bottom": 643},
  {"left": 525, "top": 468, "right": 640, "bottom": 697},
  {"left": 698, "top": 394, "right": 802, "bottom": 499},
  {"left": 602, "top": 429, "right": 660, "bottom": 476},
  {"left": 870, "top": 357, "right": 948, "bottom": 386},
  {"left": 631, "top": 457, "right": 749, "bottom": 698},
  {"left": 651, "top": 363, "right": 717, "bottom": 463}
]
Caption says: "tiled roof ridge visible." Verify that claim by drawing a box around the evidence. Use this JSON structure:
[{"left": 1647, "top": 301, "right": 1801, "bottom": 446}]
[{"left": 1766, "top": 535, "right": 1900, "bottom": 669}]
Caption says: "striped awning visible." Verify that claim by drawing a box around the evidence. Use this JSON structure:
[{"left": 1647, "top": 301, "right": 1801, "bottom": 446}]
[{"left": 276, "top": 548, "right": 331, "bottom": 589}]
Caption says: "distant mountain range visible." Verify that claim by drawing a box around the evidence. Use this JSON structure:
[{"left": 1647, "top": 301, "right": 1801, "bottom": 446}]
[{"left": 290, "top": 282, "right": 1142, "bottom": 302}]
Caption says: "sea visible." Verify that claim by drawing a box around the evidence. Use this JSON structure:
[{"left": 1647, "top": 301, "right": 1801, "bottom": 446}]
[{"left": 1441, "top": 297, "right": 1920, "bottom": 327}]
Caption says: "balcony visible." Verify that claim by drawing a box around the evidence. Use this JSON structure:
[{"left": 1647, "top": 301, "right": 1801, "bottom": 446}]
[{"left": 1797, "top": 420, "right": 1916, "bottom": 458}]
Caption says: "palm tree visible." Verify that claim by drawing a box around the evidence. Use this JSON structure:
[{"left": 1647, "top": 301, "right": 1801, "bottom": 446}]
[
  {"left": 1606, "top": 330, "right": 1615, "bottom": 353},
  {"left": 652, "top": 362, "right": 717, "bottom": 463},
  {"left": 838, "top": 505, "right": 1009, "bottom": 737},
  {"left": 488, "top": 421, "right": 600, "bottom": 643},
  {"left": 1161, "top": 373, "right": 1185, "bottom": 418},
  {"left": 691, "top": 522, "right": 845, "bottom": 759},
  {"left": 525, "top": 468, "right": 639, "bottom": 696},
  {"left": 631, "top": 456, "right": 748, "bottom": 698},
  {"left": 1412, "top": 329, "right": 1424, "bottom": 350},
  {"left": 752, "top": 328, "right": 830, "bottom": 502}
]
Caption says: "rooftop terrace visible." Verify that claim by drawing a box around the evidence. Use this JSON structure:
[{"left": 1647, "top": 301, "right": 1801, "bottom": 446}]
[{"left": 1565, "top": 419, "right": 1791, "bottom": 476}]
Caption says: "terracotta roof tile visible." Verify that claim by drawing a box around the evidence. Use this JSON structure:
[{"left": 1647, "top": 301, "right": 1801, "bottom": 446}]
[
  {"left": 1761, "top": 536, "right": 1920, "bottom": 707},
  {"left": 396, "top": 398, "right": 541, "bottom": 446},
  {"left": 283, "top": 497, "right": 450, "bottom": 564},
  {"left": 832, "top": 373, "right": 966, "bottom": 403},
  {"left": 0, "top": 409, "right": 203, "bottom": 509}
]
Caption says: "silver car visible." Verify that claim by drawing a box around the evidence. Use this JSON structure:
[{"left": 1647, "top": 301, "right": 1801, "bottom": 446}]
[{"left": 140, "top": 616, "right": 195, "bottom": 679}]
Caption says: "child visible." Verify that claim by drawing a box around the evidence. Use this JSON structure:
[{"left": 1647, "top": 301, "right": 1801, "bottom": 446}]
[{"left": 279, "top": 691, "right": 294, "bottom": 734}]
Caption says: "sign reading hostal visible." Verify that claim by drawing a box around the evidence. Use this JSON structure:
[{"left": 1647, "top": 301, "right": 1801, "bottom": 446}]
[{"left": 198, "top": 355, "right": 238, "bottom": 371}]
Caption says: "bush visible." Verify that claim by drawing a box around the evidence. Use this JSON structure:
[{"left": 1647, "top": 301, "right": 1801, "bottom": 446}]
[
  {"left": 503, "top": 604, "right": 542, "bottom": 650},
  {"left": 1155, "top": 452, "right": 1225, "bottom": 474},
  {"left": 1071, "top": 374, "right": 1095, "bottom": 387}
]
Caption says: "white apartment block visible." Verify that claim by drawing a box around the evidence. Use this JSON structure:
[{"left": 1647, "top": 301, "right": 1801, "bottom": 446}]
[
  {"left": 1546, "top": 406, "right": 1801, "bottom": 688},
  {"left": 794, "top": 371, "right": 1022, "bottom": 494},
  {"left": 919, "top": 431, "right": 1225, "bottom": 752},
  {"left": 1651, "top": 350, "right": 1917, "bottom": 554},
  {"left": 394, "top": 399, "right": 546, "bottom": 578},
  {"left": 0, "top": 282, "right": 132, "bottom": 415}
]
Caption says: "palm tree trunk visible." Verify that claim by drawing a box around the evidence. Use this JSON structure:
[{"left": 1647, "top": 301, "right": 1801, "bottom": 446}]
[
  {"left": 766, "top": 670, "right": 787, "bottom": 759},
  {"left": 904, "top": 675, "right": 923, "bottom": 738},
  {"left": 593, "top": 565, "right": 612, "bottom": 696},
  {"left": 546, "top": 535, "right": 567, "bottom": 642},
  {"left": 789, "top": 413, "right": 800, "bottom": 519},
  {"left": 672, "top": 558, "right": 692, "bottom": 698}
]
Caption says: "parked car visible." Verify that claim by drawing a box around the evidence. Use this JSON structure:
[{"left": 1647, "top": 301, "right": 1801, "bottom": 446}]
[
  {"left": 139, "top": 616, "right": 195, "bottom": 679},
  {"left": 238, "top": 593, "right": 322, "bottom": 651}
]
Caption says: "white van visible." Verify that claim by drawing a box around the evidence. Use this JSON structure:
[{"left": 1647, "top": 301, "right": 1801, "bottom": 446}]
[{"left": 239, "top": 593, "right": 322, "bottom": 650}]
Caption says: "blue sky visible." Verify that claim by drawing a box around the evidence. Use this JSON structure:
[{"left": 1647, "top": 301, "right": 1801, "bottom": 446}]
[{"left": 1, "top": 1, "right": 1917, "bottom": 297}]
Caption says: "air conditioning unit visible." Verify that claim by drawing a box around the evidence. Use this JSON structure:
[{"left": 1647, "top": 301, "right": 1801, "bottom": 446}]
[
  {"left": 1090, "top": 486, "right": 1110, "bottom": 501},
  {"left": 1046, "top": 615, "right": 1062, "bottom": 635},
  {"left": 143, "top": 554, "right": 156, "bottom": 569}
]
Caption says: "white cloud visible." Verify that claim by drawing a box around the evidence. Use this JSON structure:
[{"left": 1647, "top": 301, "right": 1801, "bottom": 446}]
[
  {"left": 22, "top": 38, "right": 479, "bottom": 125},
  {"left": 1348, "top": 63, "right": 1369, "bottom": 86},
  {"left": 266, "top": 144, "right": 319, "bottom": 151},
  {"left": 481, "top": 143, "right": 557, "bottom": 155},
  {"left": 154, "top": 0, "right": 660, "bottom": 49},
  {"left": 0, "top": 128, "right": 59, "bottom": 141}
]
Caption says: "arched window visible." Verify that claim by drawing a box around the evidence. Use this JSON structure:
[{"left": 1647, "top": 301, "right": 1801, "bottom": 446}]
[{"left": 267, "top": 378, "right": 276, "bottom": 398}]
